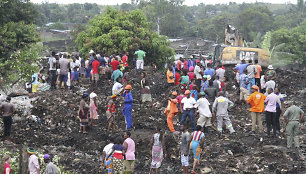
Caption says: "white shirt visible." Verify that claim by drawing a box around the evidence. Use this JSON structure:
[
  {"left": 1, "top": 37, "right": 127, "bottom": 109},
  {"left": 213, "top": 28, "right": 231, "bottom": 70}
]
[
  {"left": 28, "top": 154, "right": 40, "bottom": 174},
  {"left": 264, "top": 80, "right": 276, "bottom": 90},
  {"left": 103, "top": 143, "right": 114, "bottom": 156},
  {"left": 70, "top": 60, "right": 81, "bottom": 71},
  {"left": 215, "top": 68, "right": 225, "bottom": 82},
  {"left": 181, "top": 97, "right": 196, "bottom": 110},
  {"left": 194, "top": 65, "right": 202, "bottom": 79},
  {"left": 112, "top": 82, "right": 123, "bottom": 94},
  {"left": 90, "top": 92, "right": 97, "bottom": 104},
  {"left": 194, "top": 98, "right": 212, "bottom": 117},
  {"left": 48, "top": 57, "right": 56, "bottom": 71}
]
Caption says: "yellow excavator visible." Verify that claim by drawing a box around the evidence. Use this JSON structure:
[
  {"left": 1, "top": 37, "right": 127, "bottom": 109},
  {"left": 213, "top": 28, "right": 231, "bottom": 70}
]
[{"left": 214, "top": 25, "right": 270, "bottom": 66}]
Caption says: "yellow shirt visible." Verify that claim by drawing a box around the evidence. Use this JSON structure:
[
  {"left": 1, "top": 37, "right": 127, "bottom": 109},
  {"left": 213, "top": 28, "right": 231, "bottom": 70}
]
[{"left": 167, "top": 70, "right": 174, "bottom": 83}]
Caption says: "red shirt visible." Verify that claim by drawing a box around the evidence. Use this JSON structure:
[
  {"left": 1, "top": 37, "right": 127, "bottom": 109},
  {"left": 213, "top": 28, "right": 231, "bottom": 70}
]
[
  {"left": 183, "top": 61, "right": 188, "bottom": 70},
  {"left": 92, "top": 60, "right": 100, "bottom": 74},
  {"left": 175, "top": 73, "right": 180, "bottom": 85},
  {"left": 4, "top": 163, "right": 11, "bottom": 174},
  {"left": 110, "top": 60, "right": 120, "bottom": 70},
  {"left": 122, "top": 55, "right": 128, "bottom": 67}
]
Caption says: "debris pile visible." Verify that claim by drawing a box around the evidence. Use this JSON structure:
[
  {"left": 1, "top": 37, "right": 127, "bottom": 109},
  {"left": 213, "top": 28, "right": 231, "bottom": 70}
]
[{"left": 9, "top": 67, "right": 306, "bottom": 173}]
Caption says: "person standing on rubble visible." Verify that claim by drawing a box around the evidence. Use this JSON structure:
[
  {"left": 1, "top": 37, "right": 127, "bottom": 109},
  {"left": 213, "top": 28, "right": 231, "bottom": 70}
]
[
  {"left": 109, "top": 136, "right": 125, "bottom": 174},
  {"left": 141, "top": 72, "right": 153, "bottom": 108},
  {"left": 79, "top": 93, "right": 89, "bottom": 134},
  {"left": 164, "top": 91, "right": 178, "bottom": 132},
  {"left": 264, "top": 88, "right": 280, "bottom": 137},
  {"left": 101, "top": 137, "right": 115, "bottom": 174},
  {"left": 247, "top": 85, "right": 266, "bottom": 134},
  {"left": 106, "top": 95, "right": 117, "bottom": 133},
  {"left": 180, "top": 90, "right": 197, "bottom": 131},
  {"left": 48, "top": 51, "right": 57, "bottom": 90},
  {"left": 92, "top": 56, "right": 100, "bottom": 87},
  {"left": 123, "top": 85, "right": 133, "bottom": 130},
  {"left": 254, "top": 60, "right": 262, "bottom": 92},
  {"left": 283, "top": 103, "right": 304, "bottom": 149},
  {"left": 123, "top": 131, "right": 136, "bottom": 174},
  {"left": 111, "top": 66, "right": 123, "bottom": 82},
  {"left": 187, "top": 125, "right": 205, "bottom": 174},
  {"left": 213, "top": 91, "right": 236, "bottom": 135},
  {"left": 134, "top": 46, "right": 146, "bottom": 74},
  {"left": 239, "top": 69, "right": 249, "bottom": 105},
  {"left": 246, "top": 59, "right": 257, "bottom": 94},
  {"left": 90, "top": 88, "right": 99, "bottom": 126},
  {"left": 265, "top": 65, "right": 277, "bottom": 81},
  {"left": 0, "top": 96, "right": 16, "bottom": 142},
  {"left": 194, "top": 60, "right": 203, "bottom": 91},
  {"left": 274, "top": 88, "right": 284, "bottom": 134},
  {"left": 195, "top": 92, "right": 215, "bottom": 133},
  {"left": 58, "top": 54, "right": 70, "bottom": 89},
  {"left": 27, "top": 147, "right": 40, "bottom": 174},
  {"left": 180, "top": 124, "right": 191, "bottom": 174},
  {"left": 167, "top": 66, "right": 175, "bottom": 86},
  {"left": 149, "top": 126, "right": 166, "bottom": 174},
  {"left": 43, "top": 154, "right": 58, "bottom": 174}
]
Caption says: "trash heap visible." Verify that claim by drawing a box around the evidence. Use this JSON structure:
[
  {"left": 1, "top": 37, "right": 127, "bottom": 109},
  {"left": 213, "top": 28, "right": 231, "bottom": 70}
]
[{"left": 9, "top": 67, "right": 306, "bottom": 173}]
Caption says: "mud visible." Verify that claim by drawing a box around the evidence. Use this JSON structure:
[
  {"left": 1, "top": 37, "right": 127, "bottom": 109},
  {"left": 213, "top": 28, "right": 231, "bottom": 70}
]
[{"left": 9, "top": 66, "right": 306, "bottom": 173}]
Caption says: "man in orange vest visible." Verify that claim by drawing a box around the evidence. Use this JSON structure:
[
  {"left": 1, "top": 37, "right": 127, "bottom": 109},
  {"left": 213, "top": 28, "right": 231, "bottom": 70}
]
[
  {"left": 165, "top": 91, "right": 178, "bottom": 132},
  {"left": 247, "top": 85, "right": 266, "bottom": 134}
]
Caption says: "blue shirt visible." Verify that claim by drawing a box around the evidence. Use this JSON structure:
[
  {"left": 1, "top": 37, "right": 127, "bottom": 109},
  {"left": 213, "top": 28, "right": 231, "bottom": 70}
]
[
  {"left": 201, "top": 80, "right": 209, "bottom": 92},
  {"left": 123, "top": 92, "right": 133, "bottom": 104},
  {"left": 191, "top": 90, "right": 198, "bottom": 101},
  {"left": 32, "top": 73, "right": 38, "bottom": 85},
  {"left": 99, "top": 57, "right": 106, "bottom": 67},
  {"left": 276, "top": 93, "right": 284, "bottom": 108},
  {"left": 235, "top": 63, "right": 248, "bottom": 74},
  {"left": 204, "top": 68, "right": 215, "bottom": 77},
  {"left": 239, "top": 74, "right": 249, "bottom": 89}
]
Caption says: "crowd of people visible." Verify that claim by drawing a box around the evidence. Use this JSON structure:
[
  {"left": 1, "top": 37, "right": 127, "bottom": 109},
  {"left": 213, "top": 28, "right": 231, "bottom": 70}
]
[{"left": 0, "top": 46, "right": 304, "bottom": 174}]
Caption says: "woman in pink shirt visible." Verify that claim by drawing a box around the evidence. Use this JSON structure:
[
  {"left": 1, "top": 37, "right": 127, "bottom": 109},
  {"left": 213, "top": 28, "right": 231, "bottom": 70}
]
[
  {"left": 0, "top": 155, "right": 11, "bottom": 174},
  {"left": 188, "top": 66, "right": 195, "bottom": 81},
  {"left": 123, "top": 132, "right": 136, "bottom": 173}
]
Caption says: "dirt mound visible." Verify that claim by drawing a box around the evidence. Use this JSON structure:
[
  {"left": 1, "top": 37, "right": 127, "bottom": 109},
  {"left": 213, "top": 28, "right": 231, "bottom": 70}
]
[{"left": 10, "top": 67, "right": 306, "bottom": 173}]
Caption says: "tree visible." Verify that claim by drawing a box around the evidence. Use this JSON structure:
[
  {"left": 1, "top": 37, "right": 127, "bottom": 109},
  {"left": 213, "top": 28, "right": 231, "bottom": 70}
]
[
  {"left": 75, "top": 7, "right": 174, "bottom": 67},
  {"left": 270, "top": 20, "right": 306, "bottom": 64},
  {"left": 0, "top": 0, "right": 40, "bottom": 85},
  {"left": 236, "top": 6, "right": 274, "bottom": 41}
]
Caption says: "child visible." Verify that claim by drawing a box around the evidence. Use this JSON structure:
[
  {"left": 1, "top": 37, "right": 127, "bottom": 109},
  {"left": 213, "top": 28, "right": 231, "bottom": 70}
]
[
  {"left": 79, "top": 93, "right": 89, "bottom": 133},
  {"left": 106, "top": 95, "right": 117, "bottom": 133}
]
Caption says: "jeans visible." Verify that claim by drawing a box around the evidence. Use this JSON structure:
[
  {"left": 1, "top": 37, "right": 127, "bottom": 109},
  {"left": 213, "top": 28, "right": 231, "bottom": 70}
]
[
  {"left": 180, "top": 109, "right": 195, "bottom": 131},
  {"left": 255, "top": 78, "right": 261, "bottom": 92},
  {"left": 248, "top": 77, "right": 255, "bottom": 94},
  {"left": 49, "top": 70, "right": 57, "bottom": 89},
  {"left": 3, "top": 116, "right": 12, "bottom": 137},
  {"left": 265, "top": 111, "right": 277, "bottom": 136}
]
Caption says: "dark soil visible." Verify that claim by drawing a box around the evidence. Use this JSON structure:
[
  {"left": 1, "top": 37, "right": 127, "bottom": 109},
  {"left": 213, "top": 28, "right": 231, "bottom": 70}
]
[{"left": 11, "top": 66, "right": 306, "bottom": 174}]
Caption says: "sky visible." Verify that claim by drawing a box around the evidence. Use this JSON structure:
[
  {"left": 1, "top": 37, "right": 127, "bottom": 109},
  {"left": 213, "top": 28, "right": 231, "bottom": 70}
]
[{"left": 30, "top": 0, "right": 296, "bottom": 6}]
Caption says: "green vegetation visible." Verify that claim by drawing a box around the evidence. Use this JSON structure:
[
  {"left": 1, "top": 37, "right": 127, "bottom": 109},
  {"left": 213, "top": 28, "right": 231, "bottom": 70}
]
[
  {"left": 76, "top": 7, "right": 174, "bottom": 67},
  {"left": 0, "top": 0, "right": 41, "bottom": 86}
]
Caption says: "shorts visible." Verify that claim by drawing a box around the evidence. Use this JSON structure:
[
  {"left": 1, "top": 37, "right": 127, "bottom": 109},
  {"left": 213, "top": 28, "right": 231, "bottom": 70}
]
[
  {"left": 32, "top": 84, "right": 38, "bottom": 93},
  {"left": 197, "top": 116, "right": 212, "bottom": 127},
  {"left": 80, "top": 121, "right": 88, "bottom": 126},
  {"left": 92, "top": 73, "right": 99, "bottom": 81},
  {"left": 59, "top": 74, "right": 68, "bottom": 82},
  {"left": 181, "top": 154, "right": 189, "bottom": 167},
  {"left": 136, "top": 60, "right": 144, "bottom": 69}
]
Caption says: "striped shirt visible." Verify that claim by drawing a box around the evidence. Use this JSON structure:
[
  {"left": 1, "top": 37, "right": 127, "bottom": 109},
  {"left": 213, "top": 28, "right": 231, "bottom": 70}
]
[{"left": 192, "top": 131, "right": 205, "bottom": 141}]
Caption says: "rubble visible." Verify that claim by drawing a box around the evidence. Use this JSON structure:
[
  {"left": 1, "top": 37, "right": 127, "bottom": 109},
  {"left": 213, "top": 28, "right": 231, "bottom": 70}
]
[{"left": 6, "top": 67, "right": 306, "bottom": 173}]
